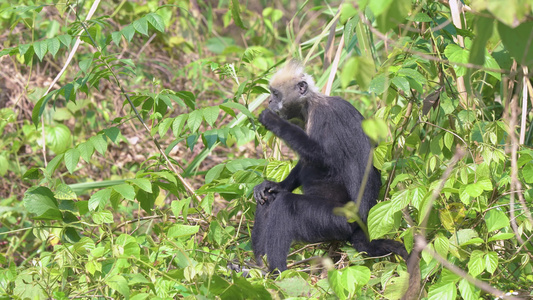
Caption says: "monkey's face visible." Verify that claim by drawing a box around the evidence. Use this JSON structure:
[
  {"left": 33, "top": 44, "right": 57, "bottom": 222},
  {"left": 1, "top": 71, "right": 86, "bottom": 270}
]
[{"left": 268, "top": 80, "right": 309, "bottom": 119}]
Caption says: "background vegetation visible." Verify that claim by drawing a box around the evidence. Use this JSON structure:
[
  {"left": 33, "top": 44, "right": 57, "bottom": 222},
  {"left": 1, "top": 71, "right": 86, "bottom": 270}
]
[{"left": 1, "top": 0, "right": 533, "bottom": 299}]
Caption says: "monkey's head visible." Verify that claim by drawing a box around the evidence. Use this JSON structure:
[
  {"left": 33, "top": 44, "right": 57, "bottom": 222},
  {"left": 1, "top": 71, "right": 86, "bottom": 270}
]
[{"left": 268, "top": 60, "right": 318, "bottom": 119}]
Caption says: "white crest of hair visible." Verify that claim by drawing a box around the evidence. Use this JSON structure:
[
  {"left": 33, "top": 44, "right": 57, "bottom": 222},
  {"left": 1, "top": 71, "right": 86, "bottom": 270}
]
[{"left": 270, "top": 60, "right": 319, "bottom": 93}]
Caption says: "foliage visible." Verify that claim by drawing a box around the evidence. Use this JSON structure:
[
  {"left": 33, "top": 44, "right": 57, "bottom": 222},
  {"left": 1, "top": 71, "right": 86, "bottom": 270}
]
[{"left": 0, "top": 0, "right": 532, "bottom": 299}]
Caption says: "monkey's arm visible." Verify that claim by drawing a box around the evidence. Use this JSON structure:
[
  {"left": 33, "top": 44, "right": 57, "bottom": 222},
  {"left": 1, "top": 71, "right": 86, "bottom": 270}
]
[{"left": 259, "top": 109, "right": 328, "bottom": 166}]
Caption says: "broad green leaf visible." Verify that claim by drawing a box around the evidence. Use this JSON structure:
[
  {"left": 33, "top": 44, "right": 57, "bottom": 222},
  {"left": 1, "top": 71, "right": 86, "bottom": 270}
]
[
  {"left": 488, "top": 232, "right": 515, "bottom": 242},
  {"left": 458, "top": 278, "right": 479, "bottom": 300},
  {"left": 79, "top": 57, "right": 92, "bottom": 73},
  {"left": 111, "top": 31, "right": 122, "bottom": 45},
  {"left": 464, "top": 182, "right": 483, "bottom": 197},
  {"left": 173, "top": 114, "right": 188, "bottom": 137},
  {"left": 127, "top": 178, "right": 152, "bottom": 193},
  {"left": 485, "top": 251, "right": 498, "bottom": 274},
  {"left": 92, "top": 210, "right": 114, "bottom": 224},
  {"left": 168, "top": 224, "right": 199, "bottom": 238},
  {"left": 522, "top": 163, "right": 533, "bottom": 183},
  {"left": 368, "top": 201, "right": 395, "bottom": 240},
  {"left": 203, "top": 106, "right": 219, "bottom": 126},
  {"left": 54, "top": 183, "right": 77, "bottom": 200},
  {"left": 485, "top": 209, "right": 510, "bottom": 232},
  {"left": 187, "top": 109, "right": 203, "bottom": 132},
  {"left": 133, "top": 17, "right": 149, "bottom": 36},
  {"left": 105, "top": 275, "right": 130, "bottom": 299},
  {"left": 58, "top": 34, "right": 72, "bottom": 47},
  {"left": 369, "top": 73, "right": 389, "bottom": 95},
  {"left": 220, "top": 102, "right": 254, "bottom": 119},
  {"left": 498, "top": 21, "right": 533, "bottom": 66},
  {"left": 265, "top": 160, "right": 292, "bottom": 181},
  {"left": 362, "top": 118, "right": 388, "bottom": 143},
  {"left": 47, "top": 37, "right": 60, "bottom": 57},
  {"left": 434, "top": 233, "right": 450, "bottom": 258},
  {"left": 122, "top": 24, "right": 135, "bottom": 42},
  {"left": 390, "top": 189, "right": 410, "bottom": 212},
  {"left": 467, "top": 250, "right": 484, "bottom": 277},
  {"left": 391, "top": 76, "right": 410, "bottom": 95},
  {"left": 103, "top": 127, "right": 120, "bottom": 144},
  {"left": 428, "top": 281, "right": 457, "bottom": 300},
  {"left": 77, "top": 141, "right": 95, "bottom": 163},
  {"left": 275, "top": 277, "right": 311, "bottom": 297},
  {"left": 113, "top": 184, "right": 135, "bottom": 201},
  {"left": 368, "top": 0, "right": 394, "bottom": 17},
  {"left": 33, "top": 40, "right": 47, "bottom": 61},
  {"left": 205, "top": 164, "right": 225, "bottom": 184},
  {"left": 88, "top": 188, "right": 112, "bottom": 211},
  {"left": 64, "top": 148, "right": 80, "bottom": 174},
  {"left": 146, "top": 13, "right": 165, "bottom": 32},
  {"left": 23, "top": 186, "right": 62, "bottom": 220},
  {"left": 90, "top": 134, "right": 108, "bottom": 155},
  {"left": 328, "top": 269, "right": 347, "bottom": 300},
  {"left": 158, "top": 117, "right": 173, "bottom": 138},
  {"left": 46, "top": 124, "right": 72, "bottom": 154},
  {"left": 444, "top": 44, "right": 469, "bottom": 77}
]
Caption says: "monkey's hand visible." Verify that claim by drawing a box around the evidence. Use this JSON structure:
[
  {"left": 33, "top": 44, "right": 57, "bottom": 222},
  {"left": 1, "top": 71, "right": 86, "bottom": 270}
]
[
  {"left": 258, "top": 109, "right": 283, "bottom": 133},
  {"left": 253, "top": 180, "right": 281, "bottom": 205}
]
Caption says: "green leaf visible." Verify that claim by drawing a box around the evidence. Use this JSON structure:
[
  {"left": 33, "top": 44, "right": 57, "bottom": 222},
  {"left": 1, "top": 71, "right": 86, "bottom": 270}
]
[
  {"left": 172, "top": 114, "right": 188, "bottom": 137},
  {"left": 23, "top": 186, "right": 62, "bottom": 220},
  {"left": 187, "top": 109, "right": 203, "bottom": 132},
  {"left": 168, "top": 224, "right": 199, "bottom": 238},
  {"left": 54, "top": 183, "right": 77, "bottom": 200},
  {"left": 458, "top": 278, "right": 479, "bottom": 300},
  {"left": 111, "top": 31, "right": 122, "bottom": 45},
  {"left": 105, "top": 275, "right": 130, "bottom": 299},
  {"left": 428, "top": 281, "right": 457, "bottom": 300},
  {"left": 104, "top": 127, "right": 120, "bottom": 144},
  {"left": 265, "top": 160, "right": 292, "bottom": 181},
  {"left": 64, "top": 148, "right": 80, "bottom": 174},
  {"left": 230, "top": 0, "right": 246, "bottom": 29},
  {"left": 58, "top": 34, "right": 72, "bottom": 47},
  {"left": 92, "top": 210, "right": 114, "bottom": 224},
  {"left": 46, "top": 124, "right": 72, "bottom": 154},
  {"left": 498, "top": 21, "right": 533, "bottom": 66},
  {"left": 468, "top": 250, "right": 485, "bottom": 277},
  {"left": 369, "top": 73, "right": 389, "bottom": 95},
  {"left": 362, "top": 118, "right": 389, "bottom": 143},
  {"left": 220, "top": 102, "right": 254, "bottom": 119},
  {"left": 203, "top": 106, "right": 219, "bottom": 126},
  {"left": 205, "top": 164, "right": 225, "bottom": 184},
  {"left": 47, "top": 37, "right": 60, "bottom": 57},
  {"left": 368, "top": 201, "right": 395, "bottom": 240},
  {"left": 79, "top": 57, "right": 93, "bottom": 73},
  {"left": 90, "top": 134, "right": 108, "bottom": 155},
  {"left": 485, "top": 251, "right": 498, "bottom": 274},
  {"left": 146, "top": 13, "right": 165, "bottom": 32},
  {"left": 88, "top": 188, "right": 112, "bottom": 211},
  {"left": 158, "top": 117, "right": 173, "bottom": 138},
  {"left": 133, "top": 17, "right": 149, "bottom": 36},
  {"left": 434, "top": 233, "right": 450, "bottom": 258},
  {"left": 128, "top": 178, "right": 152, "bottom": 193},
  {"left": 464, "top": 182, "right": 483, "bottom": 197},
  {"left": 485, "top": 209, "right": 510, "bottom": 232},
  {"left": 33, "top": 40, "right": 47, "bottom": 61},
  {"left": 390, "top": 189, "right": 410, "bottom": 212},
  {"left": 113, "top": 184, "right": 135, "bottom": 201},
  {"left": 122, "top": 24, "right": 135, "bottom": 42},
  {"left": 522, "top": 163, "right": 533, "bottom": 183},
  {"left": 77, "top": 141, "right": 95, "bottom": 163},
  {"left": 391, "top": 76, "right": 410, "bottom": 95},
  {"left": 32, "top": 93, "right": 53, "bottom": 126},
  {"left": 488, "top": 232, "right": 515, "bottom": 242}
]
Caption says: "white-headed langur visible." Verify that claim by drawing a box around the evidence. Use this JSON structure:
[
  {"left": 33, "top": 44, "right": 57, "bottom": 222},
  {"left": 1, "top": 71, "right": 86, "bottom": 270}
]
[{"left": 252, "top": 60, "right": 410, "bottom": 272}]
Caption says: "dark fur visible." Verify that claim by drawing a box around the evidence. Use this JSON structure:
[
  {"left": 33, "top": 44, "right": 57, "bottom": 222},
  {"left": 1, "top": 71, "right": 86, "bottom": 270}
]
[{"left": 253, "top": 93, "right": 408, "bottom": 272}]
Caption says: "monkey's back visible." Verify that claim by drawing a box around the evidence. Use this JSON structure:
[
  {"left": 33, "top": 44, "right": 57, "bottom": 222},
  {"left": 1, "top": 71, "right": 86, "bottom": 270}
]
[{"left": 304, "top": 96, "right": 381, "bottom": 221}]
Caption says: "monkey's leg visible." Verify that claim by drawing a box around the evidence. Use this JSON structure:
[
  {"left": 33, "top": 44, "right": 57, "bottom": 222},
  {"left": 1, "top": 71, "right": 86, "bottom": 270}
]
[
  {"left": 351, "top": 228, "right": 409, "bottom": 261},
  {"left": 252, "top": 200, "right": 270, "bottom": 267}
]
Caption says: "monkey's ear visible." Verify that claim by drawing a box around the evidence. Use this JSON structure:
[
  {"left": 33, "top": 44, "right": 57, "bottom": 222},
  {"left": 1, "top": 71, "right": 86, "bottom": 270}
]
[{"left": 297, "top": 81, "right": 308, "bottom": 95}]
